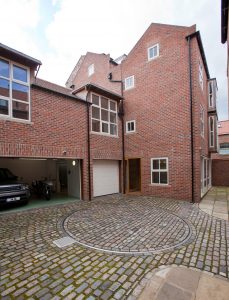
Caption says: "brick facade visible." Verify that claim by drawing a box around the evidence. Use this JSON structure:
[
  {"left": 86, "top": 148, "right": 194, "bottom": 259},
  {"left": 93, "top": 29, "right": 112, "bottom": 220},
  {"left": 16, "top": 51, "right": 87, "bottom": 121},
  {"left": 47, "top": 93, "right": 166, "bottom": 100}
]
[
  {"left": 68, "top": 23, "right": 217, "bottom": 202},
  {"left": 0, "top": 23, "right": 218, "bottom": 202}
]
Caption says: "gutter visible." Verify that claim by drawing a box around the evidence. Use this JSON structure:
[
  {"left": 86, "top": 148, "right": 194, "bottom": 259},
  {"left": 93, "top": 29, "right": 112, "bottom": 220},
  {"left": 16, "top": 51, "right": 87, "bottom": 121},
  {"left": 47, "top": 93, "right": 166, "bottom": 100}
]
[
  {"left": 86, "top": 89, "right": 92, "bottom": 201},
  {"left": 186, "top": 35, "right": 195, "bottom": 204},
  {"left": 109, "top": 75, "right": 126, "bottom": 194}
]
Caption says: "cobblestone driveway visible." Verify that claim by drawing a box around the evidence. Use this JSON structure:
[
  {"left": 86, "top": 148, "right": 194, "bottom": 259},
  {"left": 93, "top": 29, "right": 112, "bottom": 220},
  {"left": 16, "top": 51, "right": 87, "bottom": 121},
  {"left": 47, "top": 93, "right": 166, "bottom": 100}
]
[{"left": 0, "top": 194, "right": 229, "bottom": 299}]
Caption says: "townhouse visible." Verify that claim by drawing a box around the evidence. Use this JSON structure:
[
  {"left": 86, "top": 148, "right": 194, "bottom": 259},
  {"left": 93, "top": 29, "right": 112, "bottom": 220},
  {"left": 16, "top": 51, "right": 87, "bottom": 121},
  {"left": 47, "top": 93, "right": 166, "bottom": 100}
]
[
  {"left": 0, "top": 22, "right": 217, "bottom": 204},
  {"left": 67, "top": 23, "right": 217, "bottom": 202}
]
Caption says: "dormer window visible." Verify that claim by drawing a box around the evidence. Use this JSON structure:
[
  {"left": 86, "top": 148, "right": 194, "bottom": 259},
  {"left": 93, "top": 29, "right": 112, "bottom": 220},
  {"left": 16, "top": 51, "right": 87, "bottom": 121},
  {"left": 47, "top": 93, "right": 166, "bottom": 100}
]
[
  {"left": 0, "top": 58, "right": 30, "bottom": 121},
  {"left": 88, "top": 64, "right": 94, "bottom": 77},
  {"left": 148, "top": 44, "right": 159, "bottom": 61}
]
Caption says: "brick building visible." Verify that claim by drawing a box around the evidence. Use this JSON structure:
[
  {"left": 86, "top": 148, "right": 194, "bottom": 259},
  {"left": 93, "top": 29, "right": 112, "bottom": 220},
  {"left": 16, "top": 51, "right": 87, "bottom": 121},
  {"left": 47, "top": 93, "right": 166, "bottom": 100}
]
[
  {"left": 67, "top": 23, "right": 217, "bottom": 202},
  {"left": 0, "top": 23, "right": 218, "bottom": 203},
  {"left": 0, "top": 44, "right": 90, "bottom": 200}
]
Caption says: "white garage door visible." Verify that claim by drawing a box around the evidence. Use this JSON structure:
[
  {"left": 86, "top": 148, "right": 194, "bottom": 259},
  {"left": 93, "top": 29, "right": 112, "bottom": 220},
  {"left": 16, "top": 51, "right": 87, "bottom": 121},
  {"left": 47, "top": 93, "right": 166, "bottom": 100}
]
[{"left": 93, "top": 160, "right": 119, "bottom": 197}]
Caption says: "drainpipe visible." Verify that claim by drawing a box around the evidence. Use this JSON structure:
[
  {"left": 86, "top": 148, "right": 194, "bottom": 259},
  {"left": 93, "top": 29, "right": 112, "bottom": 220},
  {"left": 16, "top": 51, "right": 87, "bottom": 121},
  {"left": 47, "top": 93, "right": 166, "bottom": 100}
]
[
  {"left": 186, "top": 36, "right": 195, "bottom": 204},
  {"left": 86, "top": 89, "right": 92, "bottom": 201},
  {"left": 108, "top": 76, "right": 125, "bottom": 194}
]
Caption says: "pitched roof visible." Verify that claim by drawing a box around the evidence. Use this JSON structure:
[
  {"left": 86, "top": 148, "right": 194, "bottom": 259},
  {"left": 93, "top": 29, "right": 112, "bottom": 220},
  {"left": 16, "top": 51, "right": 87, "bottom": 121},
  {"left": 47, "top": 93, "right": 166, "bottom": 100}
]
[
  {"left": 0, "top": 43, "right": 42, "bottom": 67},
  {"left": 73, "top": 83, "right": 123, "bottom": 101},
  {"left": 65, "top": 55, "right": 85, "bottom": 88},
  {"left": 186, "top": 31, "right": 210, "bottom": 79},
  {"left": 32, "top": 78, "right": 86, "bottom": 103}
]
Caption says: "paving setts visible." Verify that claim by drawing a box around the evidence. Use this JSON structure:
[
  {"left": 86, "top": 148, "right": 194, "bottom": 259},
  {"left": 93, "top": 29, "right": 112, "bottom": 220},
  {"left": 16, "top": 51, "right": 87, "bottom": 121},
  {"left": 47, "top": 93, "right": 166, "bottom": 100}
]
[
  {"left": 0, "top": 191, "right": 229, "bottom": 299},
  {"left": 63, "top": 198, "right": 195, "bottom": 255}
]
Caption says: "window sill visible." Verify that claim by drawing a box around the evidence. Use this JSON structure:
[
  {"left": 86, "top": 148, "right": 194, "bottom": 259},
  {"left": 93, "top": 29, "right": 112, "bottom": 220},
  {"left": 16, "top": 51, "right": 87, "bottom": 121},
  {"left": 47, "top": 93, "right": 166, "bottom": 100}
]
[
  {"left": 0, "top": 116, "right": 33, "bottom": 125},
  {"left": 149, "top": 183, "right": 171, "bottom": 187},
  {"left": 90, "top": 131, "right": 119, "bottom": 138},
  {"left": 124, "top": 87, "right": 135, "bottom": 92},
  {"left": 148, "top": 55, "right": 160, "bottom": 62},
  {"left": 126, "top": 131, "right": 136, "bottom": 134}
]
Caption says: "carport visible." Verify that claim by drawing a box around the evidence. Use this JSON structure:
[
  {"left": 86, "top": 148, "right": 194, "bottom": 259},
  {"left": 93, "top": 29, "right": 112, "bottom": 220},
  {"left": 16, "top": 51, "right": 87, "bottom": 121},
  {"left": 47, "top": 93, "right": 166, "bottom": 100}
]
[{"left": 0, "top": 157, "right": 82, "bottom": 211}]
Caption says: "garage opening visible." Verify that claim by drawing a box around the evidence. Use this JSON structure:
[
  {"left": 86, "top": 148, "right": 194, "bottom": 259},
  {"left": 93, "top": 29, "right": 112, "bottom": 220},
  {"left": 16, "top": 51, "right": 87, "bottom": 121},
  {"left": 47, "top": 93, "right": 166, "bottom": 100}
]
[
  {"left": 0, "top": 157, "right": 82, "bottom": 211},
  {"left": 93, "top": 160, "right": 120, "bottom": 197}
]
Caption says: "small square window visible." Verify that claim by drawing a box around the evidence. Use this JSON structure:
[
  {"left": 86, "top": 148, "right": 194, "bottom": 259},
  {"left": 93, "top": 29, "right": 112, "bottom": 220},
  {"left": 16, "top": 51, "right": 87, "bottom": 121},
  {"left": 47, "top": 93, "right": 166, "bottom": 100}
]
[
  {"left": 124, "top": 76, "right": 134, "bottom": 90},
  {"left": 126, "top": 120, "right": 136, "bottom": 133},
  {"left": 88, "top": 64, "right": 94, "bottom": 77},
  {"left": 148, "top": 44, "right": 159, "bottom": 61}
]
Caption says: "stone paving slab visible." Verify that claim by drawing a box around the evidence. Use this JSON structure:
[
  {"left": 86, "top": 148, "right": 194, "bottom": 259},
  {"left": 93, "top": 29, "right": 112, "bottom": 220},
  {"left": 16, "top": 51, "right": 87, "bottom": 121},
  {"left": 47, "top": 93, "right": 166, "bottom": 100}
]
[
  {"left": 136, "top": 266, "right": 229, "bottom": 300},
  {"left": 0, "top": 191, "right": 229, "bottom": 299},
  {"left": 199, "top": 187, "right": 229, "bottom": 221}
]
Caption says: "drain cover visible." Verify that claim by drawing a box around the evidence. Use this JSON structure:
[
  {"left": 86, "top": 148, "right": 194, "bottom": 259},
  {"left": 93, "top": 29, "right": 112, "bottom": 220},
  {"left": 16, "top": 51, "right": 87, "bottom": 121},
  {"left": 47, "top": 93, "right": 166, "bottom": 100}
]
[{"left": 53, "top": 236, "right": 76, "bottom": 248}]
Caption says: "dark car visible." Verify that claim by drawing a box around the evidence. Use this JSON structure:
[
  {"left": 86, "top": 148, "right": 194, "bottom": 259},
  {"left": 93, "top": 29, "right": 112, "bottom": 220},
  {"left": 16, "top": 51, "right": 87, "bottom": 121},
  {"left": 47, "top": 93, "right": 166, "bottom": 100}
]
[{"left": 0, "top": 168, "right": 30, "bottom": 206}]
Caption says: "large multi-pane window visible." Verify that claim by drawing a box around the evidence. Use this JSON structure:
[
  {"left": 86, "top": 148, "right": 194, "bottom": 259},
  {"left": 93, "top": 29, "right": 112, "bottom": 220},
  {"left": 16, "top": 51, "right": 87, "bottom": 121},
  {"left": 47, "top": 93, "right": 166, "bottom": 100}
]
[
  {"left": 0, "top": 58, "right": 30, "bottom": 121},
  {"left": 91, "top": 93, "right": 117, "bottom": 136},
  {"left": 151, "top": 158, "right": 168, "bottom": 185}
]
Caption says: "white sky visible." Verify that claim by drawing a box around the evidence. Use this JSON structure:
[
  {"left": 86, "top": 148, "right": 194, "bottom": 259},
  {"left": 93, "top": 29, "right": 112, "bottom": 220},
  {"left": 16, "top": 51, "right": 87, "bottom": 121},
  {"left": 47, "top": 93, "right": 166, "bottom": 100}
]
[{"left": 0, "top": 0, "right": 227, "bottom": 120}]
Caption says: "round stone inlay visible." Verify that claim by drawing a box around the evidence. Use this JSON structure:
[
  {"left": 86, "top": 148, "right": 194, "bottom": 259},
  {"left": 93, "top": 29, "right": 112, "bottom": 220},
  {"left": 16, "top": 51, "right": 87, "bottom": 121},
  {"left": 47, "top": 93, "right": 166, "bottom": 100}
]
[{"left": 63, "top": 200, "right": 194, "bottom": 254}]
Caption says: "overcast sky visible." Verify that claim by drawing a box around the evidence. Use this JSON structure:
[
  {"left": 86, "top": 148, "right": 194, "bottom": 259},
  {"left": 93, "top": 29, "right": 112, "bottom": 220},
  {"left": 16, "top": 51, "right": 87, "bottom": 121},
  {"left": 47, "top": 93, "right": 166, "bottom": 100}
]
[{"left": 0, "top": 0, "right": 227, "bottom": 120}]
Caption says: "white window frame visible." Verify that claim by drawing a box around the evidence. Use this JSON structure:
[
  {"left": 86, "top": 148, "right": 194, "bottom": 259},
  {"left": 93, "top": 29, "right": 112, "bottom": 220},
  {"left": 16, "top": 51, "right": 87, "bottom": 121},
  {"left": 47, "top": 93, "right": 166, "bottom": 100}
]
[
  {"left": 201, "top": 157, "right": 211, "bottom": 197},
  {"left": 151, "top": 157, "right": 169, "bottom": 185},
  {"left": 124, "top": 75, "right": 134, "bottom": 90},
  {"left": 200, "top": 105, "right": 204, "bottom": 138},
  {"left": 148, "top": 43, "right": 159, "bottom": 61},
  {"left": 199, "top": 60, "right": 203, "bottom": 90},
  {"left": 88, "top": 64, "right": 94, "bottom": 77},
  {"left": 126, "top": 120, "right": 136, "bottom": 133},
  {"left": 209, "top": 116, "right": 215, "bottom": 148},
  {"left": 91, "top": 93, "right": 118, "bottom": 136},
  {"left": 0, "top": 56, "right": 31, "bottom": 121},
  {"left": 208, "top": 81, "right": 214, "bottom": 108}
]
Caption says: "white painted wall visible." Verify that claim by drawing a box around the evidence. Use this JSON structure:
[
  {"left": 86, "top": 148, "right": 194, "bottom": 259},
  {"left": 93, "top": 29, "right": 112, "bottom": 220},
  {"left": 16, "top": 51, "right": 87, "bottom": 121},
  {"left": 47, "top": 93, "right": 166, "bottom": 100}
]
[
  {"left": 0, "top": 158, "right": 56, "bottom": 185},
  {"left": 67, "top": 160, "right": 81, "bottom": 198}
]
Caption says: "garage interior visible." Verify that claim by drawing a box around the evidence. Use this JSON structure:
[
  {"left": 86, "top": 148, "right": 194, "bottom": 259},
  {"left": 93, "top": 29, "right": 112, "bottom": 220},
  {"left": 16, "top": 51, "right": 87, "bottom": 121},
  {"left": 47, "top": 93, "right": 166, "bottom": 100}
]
[{"left": 0, "top": 157, "right": 81, "bottom": 211}]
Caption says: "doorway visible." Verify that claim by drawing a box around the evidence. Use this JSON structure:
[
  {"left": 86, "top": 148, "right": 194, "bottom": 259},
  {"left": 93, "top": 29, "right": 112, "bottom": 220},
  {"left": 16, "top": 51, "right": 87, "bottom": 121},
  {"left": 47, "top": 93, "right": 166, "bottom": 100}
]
[
  {"left": 126, "top": 158, "right": 141, "bottom": 193},
  {"left": 201, "top": 157, "right": 211, "bottom": 197}
]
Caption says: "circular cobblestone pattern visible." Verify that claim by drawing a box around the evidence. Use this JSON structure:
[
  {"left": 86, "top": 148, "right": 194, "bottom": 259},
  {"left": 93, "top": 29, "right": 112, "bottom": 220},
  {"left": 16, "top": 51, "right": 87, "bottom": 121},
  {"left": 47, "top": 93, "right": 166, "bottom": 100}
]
[{"left": 63, "top": 199, "right": 194, "bottom": 255}]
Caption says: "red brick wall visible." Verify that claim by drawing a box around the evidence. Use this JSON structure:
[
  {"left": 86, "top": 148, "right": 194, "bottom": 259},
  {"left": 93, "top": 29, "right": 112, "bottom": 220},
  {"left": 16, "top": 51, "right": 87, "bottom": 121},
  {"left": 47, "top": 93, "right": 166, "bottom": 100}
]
[
  {"left": 69, "top": 52, "right": 122, "bottom": 95},
  {"left": 212, "top": 134, "right": 229, "bottom": 187},
  {"left": 66, "top": 23, "right": 213, "bottom": 202},
  {"left": 119, "top": 24, "right": 211, "bottom": 202},
  {"left": 212, "top": 159, "right": 229, "bottom": 186},
  {"left": 0, "top": 86, "right": 90, "bottom": 199},
  {"left": 190, "top": 35, "right": 211, "bottom": 202},
  {"left": 119, "top": 24, "right": 196, "bottom": 201}
]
